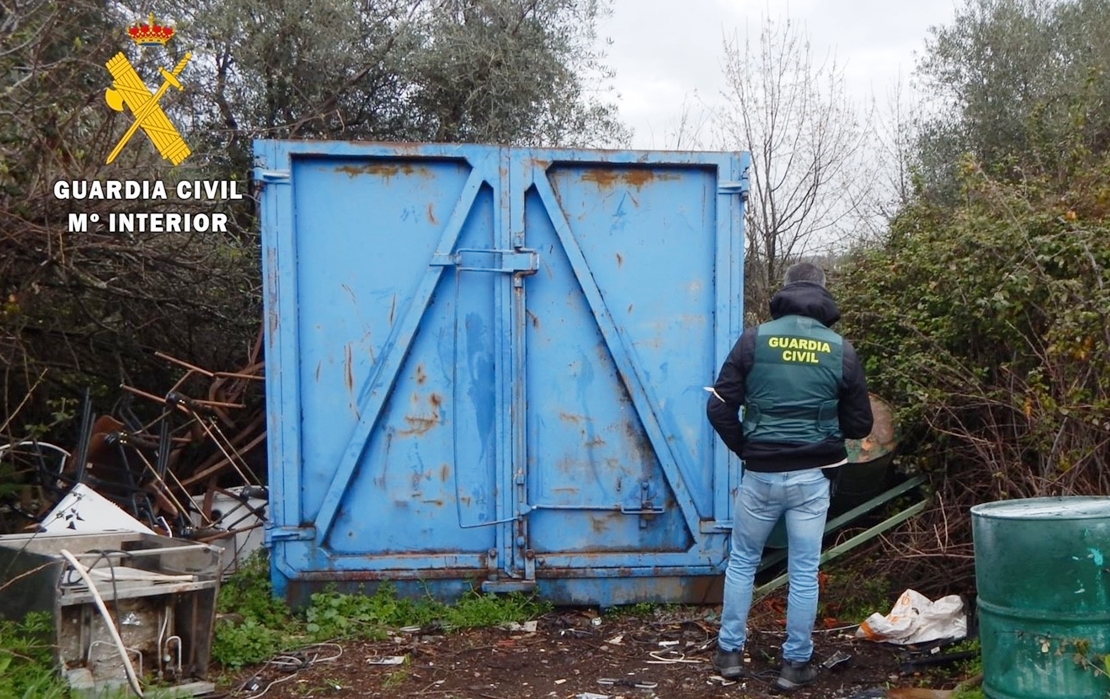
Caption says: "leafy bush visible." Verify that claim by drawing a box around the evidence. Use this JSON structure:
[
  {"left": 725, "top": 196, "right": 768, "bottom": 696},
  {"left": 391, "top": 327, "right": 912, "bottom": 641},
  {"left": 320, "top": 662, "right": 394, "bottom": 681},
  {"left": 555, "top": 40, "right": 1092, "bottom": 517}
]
[
  {"left": 212, "top": 554, "right": 297, "bottom": 668},
  {"left": 835, "top": 154, "right": 1110, "bottom": 587},
  {"left": 211, "top": 617, "right": 290, "bottom": 670},
  {"left": 216, "top": 554, "right": 292, "bottom": 629},
  {"left": 841, "top": 156, "right": 1110, "bottom": 490}
]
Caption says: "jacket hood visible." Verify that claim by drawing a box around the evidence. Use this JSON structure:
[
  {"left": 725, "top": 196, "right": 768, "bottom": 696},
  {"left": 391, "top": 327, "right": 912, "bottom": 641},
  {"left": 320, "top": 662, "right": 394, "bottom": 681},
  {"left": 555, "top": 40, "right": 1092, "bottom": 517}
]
[{"left": 769, "top": 281, "right": 841, "bottom": 327}]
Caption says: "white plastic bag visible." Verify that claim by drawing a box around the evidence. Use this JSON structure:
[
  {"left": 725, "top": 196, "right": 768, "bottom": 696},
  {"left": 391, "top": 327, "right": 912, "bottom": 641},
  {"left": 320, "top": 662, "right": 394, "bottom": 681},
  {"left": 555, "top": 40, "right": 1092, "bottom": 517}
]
[{"left": 855, "top": 589, "right": 967, "bottom": 645}]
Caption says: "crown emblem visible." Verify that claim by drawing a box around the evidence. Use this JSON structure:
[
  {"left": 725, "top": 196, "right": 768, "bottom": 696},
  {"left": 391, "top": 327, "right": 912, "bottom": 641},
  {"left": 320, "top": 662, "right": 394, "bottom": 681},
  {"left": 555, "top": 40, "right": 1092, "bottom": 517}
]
[{"left": 128, "top": 13, "right": 175, "bottom": 47}]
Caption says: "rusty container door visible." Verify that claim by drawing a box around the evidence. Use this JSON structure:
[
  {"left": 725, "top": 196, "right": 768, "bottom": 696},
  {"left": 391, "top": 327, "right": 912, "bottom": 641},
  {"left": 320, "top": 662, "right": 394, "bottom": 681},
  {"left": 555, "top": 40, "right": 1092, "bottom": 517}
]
[{"left": 255, "top": 142, "right": 749, "bottom": 606}]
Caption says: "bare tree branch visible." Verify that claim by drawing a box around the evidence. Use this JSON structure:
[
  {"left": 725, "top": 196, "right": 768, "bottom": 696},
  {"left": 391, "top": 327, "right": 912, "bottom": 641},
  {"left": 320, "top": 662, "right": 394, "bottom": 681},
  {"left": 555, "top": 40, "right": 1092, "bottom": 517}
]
[{"left": 717, "top": 14, "right": 875, "bottom": 316}]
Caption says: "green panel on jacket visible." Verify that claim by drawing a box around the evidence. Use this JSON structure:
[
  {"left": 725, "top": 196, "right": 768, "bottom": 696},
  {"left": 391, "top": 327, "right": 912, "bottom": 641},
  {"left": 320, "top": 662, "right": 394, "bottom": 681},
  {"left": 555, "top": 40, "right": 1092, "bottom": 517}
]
[{"left": 744, "top": 315, "right": 845, "bottom": 445}]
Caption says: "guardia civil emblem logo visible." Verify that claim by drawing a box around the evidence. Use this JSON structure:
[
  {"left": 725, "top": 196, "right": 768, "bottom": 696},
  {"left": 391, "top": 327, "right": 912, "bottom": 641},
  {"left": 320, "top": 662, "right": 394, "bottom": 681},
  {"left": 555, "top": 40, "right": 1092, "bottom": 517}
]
[{"left": 104, "top": 14, "right": 191, "bottom": 166}]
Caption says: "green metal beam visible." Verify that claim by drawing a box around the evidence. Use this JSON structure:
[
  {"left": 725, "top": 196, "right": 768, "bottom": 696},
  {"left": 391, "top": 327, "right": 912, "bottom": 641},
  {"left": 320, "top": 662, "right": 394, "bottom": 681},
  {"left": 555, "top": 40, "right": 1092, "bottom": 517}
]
[
  {"left": 757, "top": 474, "right": 928, "bottom": 573},
  {"left": 753, "top": 497, "right": 931, "bottom": 599}
]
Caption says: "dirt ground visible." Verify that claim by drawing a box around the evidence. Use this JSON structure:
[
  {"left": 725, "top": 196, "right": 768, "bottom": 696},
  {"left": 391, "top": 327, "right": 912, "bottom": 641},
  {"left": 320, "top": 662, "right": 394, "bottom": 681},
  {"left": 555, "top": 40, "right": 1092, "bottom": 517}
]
[{"left": 221, "top": 594, "right": 970, "bottom": 699}]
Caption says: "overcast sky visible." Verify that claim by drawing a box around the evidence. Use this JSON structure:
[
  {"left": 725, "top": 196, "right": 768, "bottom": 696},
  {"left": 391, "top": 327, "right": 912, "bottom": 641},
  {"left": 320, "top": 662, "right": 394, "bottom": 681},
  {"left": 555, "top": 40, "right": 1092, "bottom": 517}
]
[{"left": 596, "top": 0, "right": 960, "bottom": 149}]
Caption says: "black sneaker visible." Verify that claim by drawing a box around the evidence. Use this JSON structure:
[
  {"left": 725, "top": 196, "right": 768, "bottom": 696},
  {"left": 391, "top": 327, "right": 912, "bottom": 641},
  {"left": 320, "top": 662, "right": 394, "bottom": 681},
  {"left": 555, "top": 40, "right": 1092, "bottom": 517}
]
[
  {"left": 713, "top": 648, "right": 745, "bottom": 679},
  {"left": 773, "top": 658, "right": 818, "bottom": 692}
]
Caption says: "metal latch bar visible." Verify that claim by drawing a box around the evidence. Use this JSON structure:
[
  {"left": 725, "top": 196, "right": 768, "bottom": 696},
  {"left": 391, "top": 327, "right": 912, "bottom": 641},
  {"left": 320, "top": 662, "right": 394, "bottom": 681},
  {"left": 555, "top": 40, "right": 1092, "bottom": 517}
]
[
  {"left": 431, "top": 248, "right": 539, "bottom": 274},
  {"left": 718, "top": 180, "right": 749, "bottom": 197},
  {"left": 619, "top": 504, "right": 665, "bottom": 516},
  {"left": 265, "top": 525, "right": 316, "bottom": 542},
  {"left": 257, "top": 170, "right": 291, "bottom": 184}
]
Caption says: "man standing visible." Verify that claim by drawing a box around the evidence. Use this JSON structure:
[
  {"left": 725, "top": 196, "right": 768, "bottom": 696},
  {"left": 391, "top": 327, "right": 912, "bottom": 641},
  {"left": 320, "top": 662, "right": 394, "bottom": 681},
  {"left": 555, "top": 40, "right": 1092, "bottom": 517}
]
[{"left": 707, "top": 262, "right": 873, "bottom": 692}]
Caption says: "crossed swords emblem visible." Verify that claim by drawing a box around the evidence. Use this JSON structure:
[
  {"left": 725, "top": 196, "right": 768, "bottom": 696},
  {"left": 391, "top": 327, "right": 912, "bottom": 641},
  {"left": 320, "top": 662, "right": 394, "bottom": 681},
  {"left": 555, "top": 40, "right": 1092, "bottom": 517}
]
[{"left": 104, "top": 51, "right": 192, "bottom": 165}]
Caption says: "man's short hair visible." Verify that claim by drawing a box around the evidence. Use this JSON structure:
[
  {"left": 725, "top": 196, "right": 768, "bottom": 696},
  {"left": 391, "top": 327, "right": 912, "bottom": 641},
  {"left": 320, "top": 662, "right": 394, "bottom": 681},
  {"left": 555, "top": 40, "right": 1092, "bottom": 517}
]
[{"left": 783, "top": 262, "right": 826, "bottom": 288}]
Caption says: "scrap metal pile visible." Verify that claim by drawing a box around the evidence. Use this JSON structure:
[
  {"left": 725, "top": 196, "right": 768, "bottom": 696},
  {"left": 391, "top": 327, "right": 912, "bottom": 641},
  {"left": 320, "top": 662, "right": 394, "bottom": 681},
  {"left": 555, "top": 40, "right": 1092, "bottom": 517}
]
[{"left": 0, "top": 336, "right": 267, "bottom": 570}]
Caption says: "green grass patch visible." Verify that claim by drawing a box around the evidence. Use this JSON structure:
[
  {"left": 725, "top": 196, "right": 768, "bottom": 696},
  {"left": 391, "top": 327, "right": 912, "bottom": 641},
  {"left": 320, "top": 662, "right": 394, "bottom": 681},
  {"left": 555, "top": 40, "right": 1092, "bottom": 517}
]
[
  {"left": 952, "top": 637, "right": 982, "bottom": 675},
  {"left": 604, "top": 602, "right": 658, "bottom": 618},
  {"left": 818, "top": 568, "right": 894, "bottom": 624},
  {"left": 213, "top": 554, "right": 553, "bottom": 669},
  {"left": 0, "top": 611, "right": 69, "bottom": 699},
  {"left": 380, "top": 666, "right": 410, "bottom": 690},
  {"left": 216, "top": 554, "right": 293, "bottom": 628},
  {"left": 948, "top": 637, "right": 983, "bottom": 698},
  {"left": 443, "top": 589, "right": 551, "bottom": 629}
]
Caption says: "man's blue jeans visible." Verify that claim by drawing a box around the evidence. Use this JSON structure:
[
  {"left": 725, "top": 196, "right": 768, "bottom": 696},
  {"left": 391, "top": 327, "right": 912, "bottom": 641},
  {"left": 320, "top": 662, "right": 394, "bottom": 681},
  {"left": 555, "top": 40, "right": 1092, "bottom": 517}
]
[{"left": 718, "top": 468, "right": 830, "bottom": 662}]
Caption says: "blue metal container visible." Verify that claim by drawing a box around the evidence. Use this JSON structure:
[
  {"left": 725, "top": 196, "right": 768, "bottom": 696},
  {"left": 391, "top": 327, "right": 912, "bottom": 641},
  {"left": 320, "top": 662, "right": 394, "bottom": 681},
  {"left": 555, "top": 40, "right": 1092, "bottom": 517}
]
[{"left": 254, "top": 141, "right": 749, "bottom": 606}]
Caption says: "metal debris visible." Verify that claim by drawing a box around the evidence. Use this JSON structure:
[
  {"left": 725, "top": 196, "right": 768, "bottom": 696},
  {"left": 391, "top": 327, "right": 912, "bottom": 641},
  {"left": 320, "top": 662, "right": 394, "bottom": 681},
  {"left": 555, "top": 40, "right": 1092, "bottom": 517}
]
[{"left": 0, "top": 335, "right": 268, "bottom": 575}]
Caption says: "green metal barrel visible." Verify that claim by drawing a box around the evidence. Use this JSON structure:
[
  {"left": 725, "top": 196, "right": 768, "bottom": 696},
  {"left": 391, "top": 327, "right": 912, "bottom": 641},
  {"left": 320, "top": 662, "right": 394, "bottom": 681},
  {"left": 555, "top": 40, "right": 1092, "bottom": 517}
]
[{"left": 972, "top": 497, "right": 1110, "bottom": 699}]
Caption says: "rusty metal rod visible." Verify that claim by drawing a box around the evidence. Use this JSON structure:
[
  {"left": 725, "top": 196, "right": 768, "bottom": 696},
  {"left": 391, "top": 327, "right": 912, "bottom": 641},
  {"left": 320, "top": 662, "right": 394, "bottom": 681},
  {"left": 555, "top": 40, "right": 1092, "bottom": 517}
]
[
  {"left": 179, "top": 431, "right": 265, "bottom": 490},
  {"left": 192, "top": 413, "right": 264, "bottom": 471},
  {"left": 194, "top": 522, "right": 263, "bottom": 545},
  {"left": 187, "top": 399, "right": 244, "bottom": 409},
  {"left": 119, "top": 385, "right": 244, "bottom": 409},
  {"left": 167, "top": 369, "right": 197, "bottom": 395},
  {"left": 178, "top": 434, "right": 260, "bottom": 490},
  {"left": 213, "top": 371, "right": 265, "bottom": 381},
  {"left": 155, "top": 352, "right": 214, "bottom": 378},
  {"left": 177, "top": 407, "right": 259, "bottom": 487},
  {"left": 131, "top": 448, "right": 192, "bottom": 521},
  {"left": 121, "top": 385, "right": 190, "bottom": 413}
]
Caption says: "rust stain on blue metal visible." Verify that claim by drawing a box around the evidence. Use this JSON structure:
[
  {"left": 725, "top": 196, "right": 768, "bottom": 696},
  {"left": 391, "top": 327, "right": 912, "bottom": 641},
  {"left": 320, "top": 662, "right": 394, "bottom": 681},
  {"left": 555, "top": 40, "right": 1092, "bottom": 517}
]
[
  {"left": 336, "top": 163, "right": 415, "bottom": 178},
  {"left": 554, "top": 456, "right": 576, "bottom": 475},
  {"left": 580, "top": 168, "right": 682, "bottom": 190},
  {"left": 581, "top": 169, "right": 620, "bottom": 189},
  {"left": 590, "top": 513, "right": 620, "bottom": 534},
  {"left": 400, "top": 416, "right": 437, "bottom": 437},
  {"left": 266, "top": 247, "right": 279, "bottom": 335},
  {"left": 344, "top": 345, "right": 354, "bottom": 393},
  {"left": 399, "top": 392, "right": 443, "bottom": 437}
]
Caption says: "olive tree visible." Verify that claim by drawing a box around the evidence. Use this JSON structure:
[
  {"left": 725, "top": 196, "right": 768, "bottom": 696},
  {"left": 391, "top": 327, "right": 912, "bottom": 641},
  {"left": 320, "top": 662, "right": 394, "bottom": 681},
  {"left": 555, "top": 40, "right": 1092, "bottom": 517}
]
[
  {"left": 160, "top": 0, "right": 627, "bottom": 165},
  {"left": 914, "top": 0, "right": 1110, "bottom": 200},
  {"left": 0, "top": 0, "right": 627, "bottom": 438}
]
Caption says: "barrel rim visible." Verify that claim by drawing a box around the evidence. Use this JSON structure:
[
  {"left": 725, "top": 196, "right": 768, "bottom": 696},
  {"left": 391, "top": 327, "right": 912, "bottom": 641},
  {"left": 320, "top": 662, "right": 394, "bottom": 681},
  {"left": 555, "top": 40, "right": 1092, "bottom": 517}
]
[{"left": 971, "top": 496, "right": 1110, "bottom": 520}]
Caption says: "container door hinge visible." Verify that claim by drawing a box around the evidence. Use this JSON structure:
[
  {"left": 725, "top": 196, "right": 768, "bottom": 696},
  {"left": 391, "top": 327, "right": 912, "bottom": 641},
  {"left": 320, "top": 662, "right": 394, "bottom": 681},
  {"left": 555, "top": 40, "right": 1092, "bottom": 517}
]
[
  {"left": 481, "top": 549, "right": 537, "bottom": 594},
  {"left": 524, "top": 548, "right": 536, "bottom": 581},
  {"left": 265, "top": 525, "right": 316, "bottom": 543},
  {"left": 431, "top": 248, "right": 539, "bottom": 274}
]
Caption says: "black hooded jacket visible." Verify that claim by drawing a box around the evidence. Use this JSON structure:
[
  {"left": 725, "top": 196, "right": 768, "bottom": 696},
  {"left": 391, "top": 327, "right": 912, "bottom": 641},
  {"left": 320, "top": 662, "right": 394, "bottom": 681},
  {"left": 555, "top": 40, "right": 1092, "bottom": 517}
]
[{"left": 707, "top": 281, "right": 874, "bottom": 472}]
